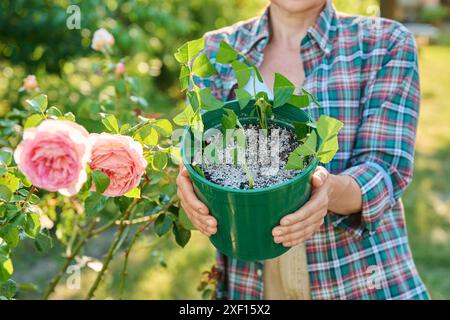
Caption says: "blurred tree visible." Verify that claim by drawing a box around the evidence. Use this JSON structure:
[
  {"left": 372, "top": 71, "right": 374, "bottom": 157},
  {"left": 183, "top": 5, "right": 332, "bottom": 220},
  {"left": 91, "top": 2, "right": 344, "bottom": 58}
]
[{"left": 380, "top": 0, "right": 398, "bottom": 19}]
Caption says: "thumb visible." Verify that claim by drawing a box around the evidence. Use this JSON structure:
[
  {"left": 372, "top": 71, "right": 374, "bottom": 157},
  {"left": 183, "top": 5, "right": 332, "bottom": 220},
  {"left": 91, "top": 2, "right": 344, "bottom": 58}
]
[{"left": 312, "top": 167, "right": 328, "bottom": 188}]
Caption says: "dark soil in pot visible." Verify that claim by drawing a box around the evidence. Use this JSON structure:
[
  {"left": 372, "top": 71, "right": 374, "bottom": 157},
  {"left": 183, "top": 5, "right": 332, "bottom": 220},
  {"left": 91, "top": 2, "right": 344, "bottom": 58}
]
[{"left": 201, "top": 123, "right": 312, "bottom": 190}]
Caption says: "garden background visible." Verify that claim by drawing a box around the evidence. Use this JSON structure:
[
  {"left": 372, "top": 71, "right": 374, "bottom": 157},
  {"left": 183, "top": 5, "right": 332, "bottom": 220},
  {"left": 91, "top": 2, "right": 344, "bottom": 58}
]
[{"left": 1, "top": 0, "right": 449, "bottom": 299}]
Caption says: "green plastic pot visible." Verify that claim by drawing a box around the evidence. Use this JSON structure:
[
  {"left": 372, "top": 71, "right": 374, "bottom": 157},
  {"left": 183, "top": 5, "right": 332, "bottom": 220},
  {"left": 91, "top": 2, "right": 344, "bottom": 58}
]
[{"left": 181, "top": 100, "right": 318, "bottom": 261}]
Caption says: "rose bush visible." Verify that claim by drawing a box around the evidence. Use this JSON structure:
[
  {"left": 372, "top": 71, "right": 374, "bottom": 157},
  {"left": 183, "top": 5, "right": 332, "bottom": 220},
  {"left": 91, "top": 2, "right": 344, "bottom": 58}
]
[{"left": 0, "top": 27, "right": 196, "bottom": 300}]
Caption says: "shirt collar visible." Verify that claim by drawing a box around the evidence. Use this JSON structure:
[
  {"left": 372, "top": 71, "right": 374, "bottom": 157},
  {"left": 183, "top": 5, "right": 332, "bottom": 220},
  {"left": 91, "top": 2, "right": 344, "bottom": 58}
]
[{"left": 244, "top": 0, "right": 337, "bottom": 55}]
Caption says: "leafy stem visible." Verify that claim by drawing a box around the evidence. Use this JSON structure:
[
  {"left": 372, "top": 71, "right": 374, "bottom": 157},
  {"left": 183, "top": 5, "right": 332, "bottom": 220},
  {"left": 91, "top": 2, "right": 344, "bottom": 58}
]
[{"left": 85, "top": 198, "right": 139, "bottom": 300}]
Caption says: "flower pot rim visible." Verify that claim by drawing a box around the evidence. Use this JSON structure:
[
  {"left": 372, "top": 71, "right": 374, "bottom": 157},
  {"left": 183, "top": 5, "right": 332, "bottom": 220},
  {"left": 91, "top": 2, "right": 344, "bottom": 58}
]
[{"left": 181, "top": 103, "right": 319, "bottom": 194}]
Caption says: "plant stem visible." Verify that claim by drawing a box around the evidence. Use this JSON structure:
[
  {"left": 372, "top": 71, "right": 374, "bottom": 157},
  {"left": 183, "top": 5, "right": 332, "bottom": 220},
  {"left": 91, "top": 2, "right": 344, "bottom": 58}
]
[
  {"left": 20, "top": 185, "right": 37, "bottom": 208},
  {"left": 43, "top": 218, "right": 98, "bottom": 299},
  {"left": 117, "top": 198, "right": 177, "bottom": 298},
  {"left": 85, "top": 198, "right": 139, "bottom": 300},
  {"left": 118, "top": 218, "right": 154, "bottom": 299}
]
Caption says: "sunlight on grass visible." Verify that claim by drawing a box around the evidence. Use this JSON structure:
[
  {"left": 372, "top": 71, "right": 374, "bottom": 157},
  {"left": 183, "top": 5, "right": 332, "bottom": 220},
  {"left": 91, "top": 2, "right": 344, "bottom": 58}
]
[{"left": 403, "top": 45, "right": 450, "bottom": 299}]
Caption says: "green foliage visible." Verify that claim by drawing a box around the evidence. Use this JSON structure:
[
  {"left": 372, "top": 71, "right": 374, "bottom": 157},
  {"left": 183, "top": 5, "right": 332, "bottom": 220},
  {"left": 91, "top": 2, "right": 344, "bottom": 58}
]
[
  {"left": 316, "top": 115, "right": 344, "bottom": 163},
  {"left": 92, "top": 170, "right": 110, "bottom": 194},
  {"left": 84, "top": 193, "right": 108, "bottom": 217},
  {"left": 273, "top": 73, "right": 295, "bottom": 108},
  {"left": 26, "top": 94, "right": 48, "bottom": 114},
  {"left": 286, "top": 115, "right": 343, "bottom": 170}
]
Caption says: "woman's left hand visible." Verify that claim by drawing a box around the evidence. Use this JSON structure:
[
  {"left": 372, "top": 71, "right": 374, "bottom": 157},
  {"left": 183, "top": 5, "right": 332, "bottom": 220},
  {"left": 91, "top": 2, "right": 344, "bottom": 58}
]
[{"left": 272, "top": 166, "right": 332, "bottom": 247}]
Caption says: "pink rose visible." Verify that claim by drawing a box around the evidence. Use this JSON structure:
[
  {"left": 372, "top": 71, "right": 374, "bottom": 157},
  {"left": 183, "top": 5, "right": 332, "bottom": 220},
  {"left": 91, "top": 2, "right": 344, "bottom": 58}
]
[
  {"left": 91, "top": 28, "right": 115, "bottom": 53},
  {"left": 14, "top": 120, "right": 91, "bottom": 196},
  {"left": 89, "top": 133, "right": 147, "bottom": 197},
  {"left": 115, "top": 62, "right": 126, "bottom": 77},
  {"left": 23, "top": 75, "right": 39, "bottom": 92}
]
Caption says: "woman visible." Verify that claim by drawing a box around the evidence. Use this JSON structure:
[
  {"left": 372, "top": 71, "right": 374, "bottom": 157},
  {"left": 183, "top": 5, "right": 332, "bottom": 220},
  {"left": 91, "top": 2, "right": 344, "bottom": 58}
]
[{"left": 176, "top": 0, "right": 429, "bottom": 299}]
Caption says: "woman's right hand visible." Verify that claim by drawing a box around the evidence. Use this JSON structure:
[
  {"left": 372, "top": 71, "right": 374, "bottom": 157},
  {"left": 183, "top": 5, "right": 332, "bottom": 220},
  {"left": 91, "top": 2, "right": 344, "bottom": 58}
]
[{"left": 176, "top": 162, "right": 217, "bottom": 236}]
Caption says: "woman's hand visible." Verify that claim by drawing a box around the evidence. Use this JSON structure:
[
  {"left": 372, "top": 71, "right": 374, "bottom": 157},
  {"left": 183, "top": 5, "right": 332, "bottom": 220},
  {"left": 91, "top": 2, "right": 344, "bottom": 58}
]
[
  {"left": 272, "top": 166, "right": 333, "bottom": 247},
  {"left": 176, "top": 162, "right": 217, "bottom": 236}
]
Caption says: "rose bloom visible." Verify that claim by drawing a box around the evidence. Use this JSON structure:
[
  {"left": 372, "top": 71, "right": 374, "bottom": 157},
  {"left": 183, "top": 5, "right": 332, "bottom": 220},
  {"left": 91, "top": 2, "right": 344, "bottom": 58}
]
[
  {"left": 23, "top": 75, "right": 39, "bottom": 92},
  {"left": 14, "top": 120, "right": 91, "bottom": 196},
  {"left": 115, "top": 62, "right": 126, "bottom": 77},
  {"left": 89, "top": 133, "right": 147, "bottom": 197},
  {"left": 91, "top": 28, "right": 115, "bottom": 52}
]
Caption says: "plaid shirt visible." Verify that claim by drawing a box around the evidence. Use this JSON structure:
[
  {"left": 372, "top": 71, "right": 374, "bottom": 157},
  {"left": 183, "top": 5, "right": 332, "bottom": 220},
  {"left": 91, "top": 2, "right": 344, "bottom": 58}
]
[{"left": 198, "top": 1, "right": 429, "bottom": 300}]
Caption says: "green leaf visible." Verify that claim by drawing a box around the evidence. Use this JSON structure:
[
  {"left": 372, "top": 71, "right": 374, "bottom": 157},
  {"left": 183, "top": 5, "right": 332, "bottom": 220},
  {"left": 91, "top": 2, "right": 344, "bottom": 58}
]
[
  {"left": 0, "top": 173, "right": 20, "bottom": 194},
  {"left": 154, "top": 214, "right": 173, "bottom": 237},
  {"left": 288, "top": 93, "right": 310, "bottom": 108},
  {"left": 153, "top": 119, "right": 173, "bottom": 137},
  {"left": 0, "top": 151, "right": 12, "bottom": 167},
  {"left": 174, "top": 42, "right": 188, "bottom": 64},
  {"left": 231, "top": 60, "right": 252, "bottom": 88},
  {"left": 187, "top": 90, "right": 200, "bottom": 111},
  {"left": 172, "top": 222, "right": 191, "bottom": 248},
  {"left": 62, "top": 112, "right": 76, "bottom": 121},
  {"left": 244, "top": 57, "right": 263, "bottom": 83},
  {"left": 100, "top": 113, "right": 119, "bottom": 133},
  {"left": 234, "top": 88, "right": 252, "bottom": 109},
  {"left": 26, "top": 94, "right": 48, "bottom": 113},
  {"left": 292, "top": 122, "right": 308, "bottom": 140},
  {"left": 46, "top": 106, "right": 62, "bottom": 118},
  {"left": 216, "top": 41, "right": 238, "bottom": 64},
  {"left": 179, "top": 208, "right": 196, "bottom": 230},
  {"left": 0, "top": 279, "right": 16, "bottom": 299},
  {"left": 124, "top": 187, "right": 141, "bottom": 199},
  {"left": 152, "top": 152, "right": 168, "bottom": 171},
  {"left": 173, "top": 106, "right": 195, "bottom": 127},
  {"left": 199, "top": 88, "right": 223, "bottom": 111},
  {"left": 84, "top": 193, "right": 107, "bottom": 217},
  {"left": 0, "top": 225, "right": 19, "bottom": 248},
  {"left": 179, "top": 65, "right": 190, "bottom": 91},
  {"left": 0, "top": 238, "right": 9, "bottom": 256},
  {"left": 191, "top": 112, "right": 204, "bottom": 133},
  {"left": 202, "top": 288, "right": 213, "bottom": 300},
  {"left": 24, "top": 213, "right": 40, "bottom": 239},
  {"left": 92, "top": 170, "right": 110, "bottom": 194},
  {"left": 0, "top": 255, "right": 13, "bottom": 282},
  {"left": 134, "top": 125, "right": 158, "bottom": 146},
  {"left": 292, "top": 130, "right": 318, "bottom": 157},
  {"left": 316, "top": 115, "right": 343, "bottom": 163},
  {"left": 34, "top": 231, "right": 53, "bottom": 253},
  {"left": 192, "top": 53, "right": 216, "bottom": 78},
  {"left": 273, "top": 73, "right": 295, "bottom": 108},
  {"left": 187, "top": 37, "right": 205, "bottom": 61},
  {"left": 221, "top": 108, "right": 238, "bottom": 130},
  {"left": 0, "top": 185, "right": 12, "bottom": 203},
  {"left": 115, "top": 197, "right": 133, "bottom": 213},
  {"left": 285, "top": 152, "right": 304, "bottom": 170},
  {"left": 174, "top": 37, "right": 205, "bottom": 64},
  {"left": 24, "top": 114, "right": 44, "bottom": 129}
]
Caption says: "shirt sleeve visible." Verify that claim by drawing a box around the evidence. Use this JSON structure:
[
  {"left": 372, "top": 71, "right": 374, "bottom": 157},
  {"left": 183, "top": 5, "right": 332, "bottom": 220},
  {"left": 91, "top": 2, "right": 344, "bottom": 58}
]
[{"left": 339, "top": 31, "right": 420, "bottom": 235}]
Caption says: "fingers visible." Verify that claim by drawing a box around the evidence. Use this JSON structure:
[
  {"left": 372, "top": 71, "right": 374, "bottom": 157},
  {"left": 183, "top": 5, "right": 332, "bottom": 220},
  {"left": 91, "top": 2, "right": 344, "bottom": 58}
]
[
  {"left": 279, "top": 188, "right": 329, "bottom": 227},
  {"left": 176, "top": 165, "right": 217, "bottom": 236},
  {"left": 177, "top": 166, "right": 209, "bottom": 215},
  {"left": 273, "top": 204, "right": 326, "bottom": 238},
  {"left": 280, "top": 222, "right": 319, "bottom": 247},
  {"left": 272, "top": 209, "right": 326, "bottom": 246}
]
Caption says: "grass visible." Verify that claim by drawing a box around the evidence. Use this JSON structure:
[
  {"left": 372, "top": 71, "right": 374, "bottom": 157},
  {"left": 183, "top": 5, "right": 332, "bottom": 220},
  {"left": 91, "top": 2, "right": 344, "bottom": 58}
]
[
  {"left": 11, "top": 45, "right": 450, "bottom": 300},
  {"left": 402, "top": 45, "right": 450, "bottom": 299}
]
